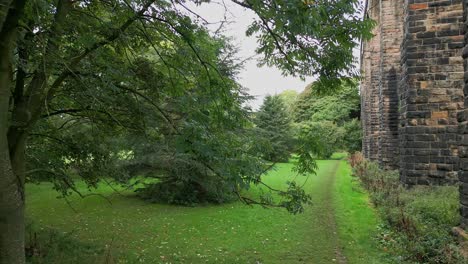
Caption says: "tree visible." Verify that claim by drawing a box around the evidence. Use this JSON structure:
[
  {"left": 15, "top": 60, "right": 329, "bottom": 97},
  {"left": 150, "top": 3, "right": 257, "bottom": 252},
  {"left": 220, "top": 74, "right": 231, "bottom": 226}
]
[
  {"left": 278, "top": 90, "right": 299, "bottom": 118},
  {"left": 294, "top": 80, "right": 361, "bottom": 124},
  {"left": 255, "top": 95, "right": 292, "bottom": 162},
  {"left": 0, "top": 0, "right": 372, "bottom": 262},
  {"left": 298, "top": 121, "right": 345, "bottom": 159},
  {"left": 293, "top": 79, "right": 362, "bottom": 155},
  {"left": 233, "top": 0, "right": 374, "bottom": 87},
  {"left": 28, "top": 30, "right": 257, "bottom": 205}
]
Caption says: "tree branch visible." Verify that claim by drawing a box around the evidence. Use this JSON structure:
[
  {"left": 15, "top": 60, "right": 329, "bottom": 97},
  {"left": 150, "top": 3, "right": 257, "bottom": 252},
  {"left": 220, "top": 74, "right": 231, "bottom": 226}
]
[
  {"left": 40, "top": 108, "right": 87, "bottom": 118},
  {"left": 25, "top": 168, "right": 113, "bottom": 205},
  {"left": 46, "top": 0, "right": 155, "bottom": 102}
]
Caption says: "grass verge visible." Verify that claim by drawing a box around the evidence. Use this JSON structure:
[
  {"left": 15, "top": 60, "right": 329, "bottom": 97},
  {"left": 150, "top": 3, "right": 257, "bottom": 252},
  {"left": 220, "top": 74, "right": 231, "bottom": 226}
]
[
  {"left": 334, "top": 160, "right": 390, "bottom": 264},
  {"left": 348, "top": 153, "right": 467, "bottom": 263}
]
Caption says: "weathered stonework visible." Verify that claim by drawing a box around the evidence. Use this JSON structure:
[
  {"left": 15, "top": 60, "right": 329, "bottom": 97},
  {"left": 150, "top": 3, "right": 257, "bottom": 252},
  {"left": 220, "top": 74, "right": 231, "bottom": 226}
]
[
  {"left": 361, "top": 0, "right": 381, "bottom": 161},
  {"left": 362, "top": 0, "right": 463, "bottom": 183},
  {"left": 361, "top": 0, "right": 467, "bottom": 227},
  {"left": 379, "top": 0, "right": 403, "bottom": 169},
  {"left": 400, "top": 0, "right": 464, "bottom": 185},
  {"left": 459, "top": 0, "right": 468, "bottom": 229}
]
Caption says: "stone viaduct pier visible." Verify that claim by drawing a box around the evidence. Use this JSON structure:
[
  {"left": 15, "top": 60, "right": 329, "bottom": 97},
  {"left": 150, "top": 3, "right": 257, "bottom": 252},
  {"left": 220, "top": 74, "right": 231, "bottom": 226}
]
[{"left": 360, "top": 0, "right": 468, "bottom": 228}]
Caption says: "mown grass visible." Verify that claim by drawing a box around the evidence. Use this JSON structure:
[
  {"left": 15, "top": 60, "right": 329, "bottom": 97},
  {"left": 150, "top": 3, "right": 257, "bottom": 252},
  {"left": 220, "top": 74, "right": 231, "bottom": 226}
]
[
  {"left": 26, "top": 159, "right": 387, "bottom": 263},
  {"left": 333, "top": 160, "right": 390, "bottom": 264}
]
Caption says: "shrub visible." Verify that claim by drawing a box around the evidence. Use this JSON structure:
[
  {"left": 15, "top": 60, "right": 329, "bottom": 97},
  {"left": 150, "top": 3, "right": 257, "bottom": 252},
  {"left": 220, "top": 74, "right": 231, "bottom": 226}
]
[
  {"left": 348, "top": 152, "right": 466, "bottom": 263},
  {"left": 127, "top": 151, "right": 239, "bottom": 206},
  {"left": 136, "top": 178, "right": 235, "bottom": 206},
  {"left": 342, "top": 119, "right": 362, "bottom": 153}
]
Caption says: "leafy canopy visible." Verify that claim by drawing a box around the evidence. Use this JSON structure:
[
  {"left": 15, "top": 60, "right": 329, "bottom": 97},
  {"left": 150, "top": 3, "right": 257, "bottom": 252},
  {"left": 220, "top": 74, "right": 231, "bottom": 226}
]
[
  {"left": 2, "top": 0, "right": 371, "bottom": 220},
  {"left": 0, "top": 0, "right": 373, "bottom": 261},
  {"left": 292, "top": 79, "right": 362, "bottom": 157},
  {"left": 236, "top": 0, "right": 373, "bottom": 88}
]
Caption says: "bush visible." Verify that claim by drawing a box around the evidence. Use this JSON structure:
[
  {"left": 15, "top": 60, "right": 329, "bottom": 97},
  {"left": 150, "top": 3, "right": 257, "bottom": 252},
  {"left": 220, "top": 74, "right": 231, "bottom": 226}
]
[
  {"left": 127, "top": 152, "right": 239, "bottom": 206},
  {"left": 136, "top": 178, "right": 235, "bottom": 206},
  {"left": 133, "top": 158, "right": 237, "bottom": 206},
  {"left": 342, "top": 119, "right": 362, "bottom": 153},
  {"left": 348, "top": 153, "right": 466, "bottom": 263}
]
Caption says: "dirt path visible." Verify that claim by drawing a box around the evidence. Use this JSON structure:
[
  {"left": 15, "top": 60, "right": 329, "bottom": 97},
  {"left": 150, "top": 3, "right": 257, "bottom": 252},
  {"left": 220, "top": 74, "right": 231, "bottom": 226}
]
[{"left": 321, "top": 160, "right": 347, "bottom": 264}]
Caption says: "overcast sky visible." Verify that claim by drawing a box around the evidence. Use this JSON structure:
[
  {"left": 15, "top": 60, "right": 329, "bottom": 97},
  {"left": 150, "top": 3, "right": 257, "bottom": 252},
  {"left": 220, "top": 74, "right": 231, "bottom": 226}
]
[{"left": 186, "top": 1, "right": 361, "bottom": 109}]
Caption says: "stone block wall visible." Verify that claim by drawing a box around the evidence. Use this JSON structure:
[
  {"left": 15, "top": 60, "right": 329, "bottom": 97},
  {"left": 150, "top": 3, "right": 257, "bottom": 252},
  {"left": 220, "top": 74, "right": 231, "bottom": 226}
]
[
  {"left": 361, "top": 0, "right": 381, "bottom": 161},
  {"left": 361, "top": 46, "right": 370, "bottom": 158},
  {"left": 379, "top": 0, "right": 404, "bottom": 169},
  {"left": 362, "top": 0, "right": 464, "bottom": 184},
  {"left": 361, "top": 28, "right": 372, "bottom": 158},
  {"left": 460, "top": 0, "right": 468, "bottom": 228},
  {"left": 361, "top": 0, "right": 468, "bottom": 228},
  {"left": 399, "top": 0, "right": 464, "bottom": 185}
]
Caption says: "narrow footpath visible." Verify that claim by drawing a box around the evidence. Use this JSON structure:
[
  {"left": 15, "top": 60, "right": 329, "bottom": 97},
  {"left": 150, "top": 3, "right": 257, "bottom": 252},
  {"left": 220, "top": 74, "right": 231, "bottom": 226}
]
[
  {"left": 306, "top": 159, "right": 347, "bottom": 264},
  {"left": 302, "top": 159, "right": 386, "bottom": 264},
  {"left": 323, "top": 160, "right": 347, "bottom": 264}
]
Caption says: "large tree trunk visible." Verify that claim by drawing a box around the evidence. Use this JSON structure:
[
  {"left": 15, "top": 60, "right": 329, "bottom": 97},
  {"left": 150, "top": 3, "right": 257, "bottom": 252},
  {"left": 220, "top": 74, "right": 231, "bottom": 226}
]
[
  {"left": 0, "top": 29, "right": 25, "bottom": 264},
  {"left": 0, "top": 45, "right": 25, "bottom": 264},
  {"left": 0, "top": 1, "right": 26, "bottom": 263},
  {"left": 0, "top": 140, "right": 25, "bottom": 264},
  {"left": 1, "top": 1, "right": 145, "bottom": 261},
  {"left": 0, "top": 1, "right": 14, "bottom": 31}
]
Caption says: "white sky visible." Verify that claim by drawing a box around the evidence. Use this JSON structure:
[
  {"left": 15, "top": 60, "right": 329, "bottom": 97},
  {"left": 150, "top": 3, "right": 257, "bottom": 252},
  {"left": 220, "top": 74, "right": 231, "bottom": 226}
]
[{"left": 186, "top": 1, "right": 361, "bottom": 109}]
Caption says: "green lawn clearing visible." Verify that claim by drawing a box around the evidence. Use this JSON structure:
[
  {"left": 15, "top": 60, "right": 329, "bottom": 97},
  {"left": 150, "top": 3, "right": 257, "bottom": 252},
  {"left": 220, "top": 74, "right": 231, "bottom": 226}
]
[
  {"left": 26, "top": 159, "right": 388, "bottom": 263},
  {"left": 333, "top": 160, "right": 391, "bottom": 264}
]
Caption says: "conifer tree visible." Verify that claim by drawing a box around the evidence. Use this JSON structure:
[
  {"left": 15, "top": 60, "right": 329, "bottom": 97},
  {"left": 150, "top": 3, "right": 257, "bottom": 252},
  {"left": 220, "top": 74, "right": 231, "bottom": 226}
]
[{"left": 255, "top": 95, "right": 292, "bottom": 162}]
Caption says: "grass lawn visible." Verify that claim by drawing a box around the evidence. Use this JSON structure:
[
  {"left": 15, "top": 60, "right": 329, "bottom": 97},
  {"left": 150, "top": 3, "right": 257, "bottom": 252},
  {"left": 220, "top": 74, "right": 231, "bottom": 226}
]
[
  {"left": 333, "top": 160, "right": 390, "bottom": 264},
  {"left": 26, "top": 159, "right": 388, "bottom": 263}
]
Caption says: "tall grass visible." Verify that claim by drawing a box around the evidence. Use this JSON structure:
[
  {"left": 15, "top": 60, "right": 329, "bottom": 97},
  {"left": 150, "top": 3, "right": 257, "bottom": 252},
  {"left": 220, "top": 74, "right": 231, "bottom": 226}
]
[{"left": 348, "top": 153, "right": 466, "bottom": 263}]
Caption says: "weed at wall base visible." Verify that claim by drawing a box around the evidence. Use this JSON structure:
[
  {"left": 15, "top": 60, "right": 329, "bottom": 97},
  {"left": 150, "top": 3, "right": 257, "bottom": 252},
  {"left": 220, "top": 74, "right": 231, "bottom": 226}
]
[{"left": 348, "top": 152, "right": 465, "bottom": 263}]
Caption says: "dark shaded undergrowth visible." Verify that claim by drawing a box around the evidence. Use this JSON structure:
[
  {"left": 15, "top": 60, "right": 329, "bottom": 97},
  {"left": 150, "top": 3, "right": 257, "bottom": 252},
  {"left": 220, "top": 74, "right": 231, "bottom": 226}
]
[{"left": 25, "top": 221, "right": 111, "bottom": 264}]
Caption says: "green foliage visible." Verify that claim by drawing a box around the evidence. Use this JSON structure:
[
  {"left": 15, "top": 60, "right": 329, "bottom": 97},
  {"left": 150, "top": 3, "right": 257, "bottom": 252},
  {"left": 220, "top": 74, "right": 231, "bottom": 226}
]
[
  {"left": 240, "top": 0, "right": 375, "bottom": 88},
  {"left": 3, "top": 0, "right": 372, "bottom": 220},
  {"left": 297, "top": 121, "right": 344, "bottom": 159},
  {"left": 292, "top": 79, "right": 361, "bottom": 155},
  {"left": 24, "top": 12, "right": 268, "bottom": 207},
  {"left": 294, "top": 80, "right": 361, "bottom": 124},
  {"left": 136, "top": 178, "right": 235, "bottom": 206},
  {"left": 1, "top": 0, "right": 375, "bottom": 260},
  {"left": 277, "top": 90, "right": 299, "bottom": 118},
  {"left": 16, "top": 0, "right": 325, "bottom": 212},
  {"left": 130, "top": 139, "right": 252, "bottom": 205},
  {"left": 342, "top": 119, "right": 362, "bottom": 153},
  {"left": 349, "top": 153, "right": 466, "bottom": 263},
  {"left": 254, "top": 95, "right": 293, "bottom": 162}
]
